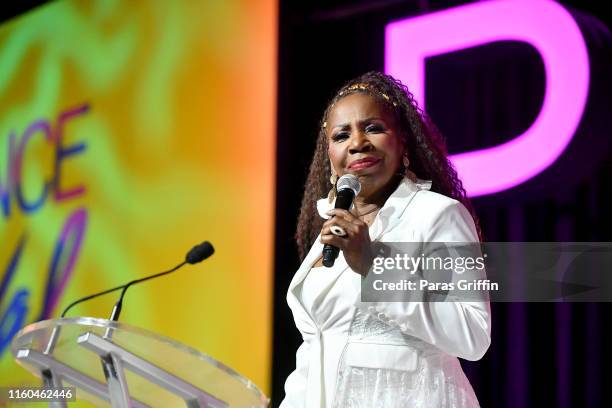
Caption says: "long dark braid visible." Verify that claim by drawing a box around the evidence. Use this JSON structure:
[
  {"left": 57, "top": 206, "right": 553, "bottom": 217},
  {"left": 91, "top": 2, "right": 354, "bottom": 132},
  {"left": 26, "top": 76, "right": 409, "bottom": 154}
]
[{"left": 295, "top": 71, "right": 481, "bottom": 260}]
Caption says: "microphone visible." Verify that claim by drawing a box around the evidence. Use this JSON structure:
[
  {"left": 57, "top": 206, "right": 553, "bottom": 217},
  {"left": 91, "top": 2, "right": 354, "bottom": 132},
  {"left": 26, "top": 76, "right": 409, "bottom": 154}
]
[
  {"left": 322, "top": 174, "right": 361, "bottom": 267},
  {"left": 60, "top": 241, "right": 214, "bottom": 320}
]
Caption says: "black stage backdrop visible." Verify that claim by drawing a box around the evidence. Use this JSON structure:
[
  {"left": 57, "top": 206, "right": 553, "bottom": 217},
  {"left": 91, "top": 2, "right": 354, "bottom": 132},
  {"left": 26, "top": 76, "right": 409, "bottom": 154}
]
[{"left": 273, "top": 1, "right": 612, "bottom": 407}]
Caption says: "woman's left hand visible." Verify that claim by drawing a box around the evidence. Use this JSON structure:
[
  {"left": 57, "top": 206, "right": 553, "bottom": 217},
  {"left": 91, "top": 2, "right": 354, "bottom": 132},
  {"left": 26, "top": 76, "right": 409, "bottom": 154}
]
[{"left": 320, "top": 209, "right": 373, "bottom": 276}]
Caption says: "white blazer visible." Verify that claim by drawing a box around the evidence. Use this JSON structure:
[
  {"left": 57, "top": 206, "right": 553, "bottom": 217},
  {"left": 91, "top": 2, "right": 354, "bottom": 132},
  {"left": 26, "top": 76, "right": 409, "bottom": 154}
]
[{"left": 280, "top": 178, "right": 491, "bottom": 408}]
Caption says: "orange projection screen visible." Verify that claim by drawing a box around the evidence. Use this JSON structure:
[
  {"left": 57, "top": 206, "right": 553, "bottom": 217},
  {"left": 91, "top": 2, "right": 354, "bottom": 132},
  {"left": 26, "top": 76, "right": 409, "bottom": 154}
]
[{"left": 0, "top": 0, "right": 276, "bottom": 398}]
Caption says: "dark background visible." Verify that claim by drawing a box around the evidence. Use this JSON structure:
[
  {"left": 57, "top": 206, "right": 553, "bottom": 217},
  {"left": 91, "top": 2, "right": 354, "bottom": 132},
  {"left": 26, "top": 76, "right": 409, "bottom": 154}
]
[{"left": 3, "top": 1, "right": 611, "bottom": 407}]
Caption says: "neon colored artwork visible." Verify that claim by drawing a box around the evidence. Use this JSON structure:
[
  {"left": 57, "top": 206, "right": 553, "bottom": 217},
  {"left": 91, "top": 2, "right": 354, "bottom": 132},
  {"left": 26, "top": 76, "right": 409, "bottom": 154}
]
[{"left": 386, "top": 0, "right": 589, "bottom": 196}]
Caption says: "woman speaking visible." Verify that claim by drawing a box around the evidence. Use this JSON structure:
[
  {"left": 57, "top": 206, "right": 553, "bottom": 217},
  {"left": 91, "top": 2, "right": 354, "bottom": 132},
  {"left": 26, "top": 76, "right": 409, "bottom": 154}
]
[{"left": 280, "top": 72, "right": 491, "bottom": 407}]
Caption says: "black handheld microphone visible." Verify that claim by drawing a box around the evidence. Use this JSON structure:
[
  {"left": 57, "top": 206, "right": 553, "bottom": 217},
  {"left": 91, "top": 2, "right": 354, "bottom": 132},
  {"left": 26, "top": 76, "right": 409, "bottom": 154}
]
[
  {"left": 60, "top": 241, "right": 214, "bottom": 320},
  {"left": 322, "top": 174, "right": 361, "bottom": 267}
]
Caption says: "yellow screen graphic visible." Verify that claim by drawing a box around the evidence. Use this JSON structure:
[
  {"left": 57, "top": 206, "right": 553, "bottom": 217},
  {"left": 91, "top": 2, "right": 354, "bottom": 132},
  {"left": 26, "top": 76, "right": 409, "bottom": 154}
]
[{"left": 0, "top": 0, "right": 276, "bottom": 398}]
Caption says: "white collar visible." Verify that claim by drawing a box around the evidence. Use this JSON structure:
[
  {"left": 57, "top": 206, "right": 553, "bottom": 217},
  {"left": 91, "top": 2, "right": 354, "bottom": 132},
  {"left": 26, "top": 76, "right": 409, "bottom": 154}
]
[{"left": 316, "top": 177, "right": 432, "bottom": 220}]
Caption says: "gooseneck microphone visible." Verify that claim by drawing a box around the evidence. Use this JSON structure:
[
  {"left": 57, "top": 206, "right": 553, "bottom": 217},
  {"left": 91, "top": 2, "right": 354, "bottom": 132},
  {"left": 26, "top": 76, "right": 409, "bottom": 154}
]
[
  {"left": 322, "top": 174, "right": 361, "bottom": 267},
  {"left": 60, "top": 241, "right": 214, "bottom": 321}
]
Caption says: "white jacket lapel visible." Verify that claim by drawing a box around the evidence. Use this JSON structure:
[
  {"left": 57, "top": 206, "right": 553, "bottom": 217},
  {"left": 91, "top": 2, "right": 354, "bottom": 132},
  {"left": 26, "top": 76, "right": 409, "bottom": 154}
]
[
  {"left": 287, "top": 178, "right": 431, "bottom": 323},
  {"left": 370, "top": 178, "right": 430, "bottom": 241}
]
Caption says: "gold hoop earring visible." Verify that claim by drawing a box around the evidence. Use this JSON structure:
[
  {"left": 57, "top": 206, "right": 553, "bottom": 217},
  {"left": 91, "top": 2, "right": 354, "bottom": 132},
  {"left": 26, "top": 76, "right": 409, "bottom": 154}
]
[
  {"left": 402, "top": 154, "right": 410, "bottom": 169},
  {"left": 330, "top": 173, "right": 338, "bottom": 186},
  {"left": 327, "top": 172, "right": 338, "bottom": 202},
  {"left": 400, "top": 153, "right": 417, "bottom": 182}
]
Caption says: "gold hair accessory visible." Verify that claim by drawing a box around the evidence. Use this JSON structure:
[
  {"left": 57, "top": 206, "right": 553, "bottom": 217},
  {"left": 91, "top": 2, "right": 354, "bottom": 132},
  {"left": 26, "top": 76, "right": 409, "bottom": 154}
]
[
  {"left": 323, "top": 83, "right": 398, "bottom": 130},
  {"left": 337, "top": 83, "right": 398, "bottom": 107}
]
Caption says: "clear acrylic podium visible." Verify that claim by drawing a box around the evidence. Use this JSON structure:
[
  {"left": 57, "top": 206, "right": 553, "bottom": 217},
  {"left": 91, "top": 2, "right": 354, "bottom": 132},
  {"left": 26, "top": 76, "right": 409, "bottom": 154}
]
[{"left": 11, "top": 317, "right": 269, "bottom": 407}]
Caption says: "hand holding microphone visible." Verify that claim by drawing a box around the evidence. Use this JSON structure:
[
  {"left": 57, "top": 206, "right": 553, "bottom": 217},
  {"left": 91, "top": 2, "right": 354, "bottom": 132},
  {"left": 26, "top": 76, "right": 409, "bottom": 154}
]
[{"left": 321, "top": 175, "right": 374, "bottom": 275}]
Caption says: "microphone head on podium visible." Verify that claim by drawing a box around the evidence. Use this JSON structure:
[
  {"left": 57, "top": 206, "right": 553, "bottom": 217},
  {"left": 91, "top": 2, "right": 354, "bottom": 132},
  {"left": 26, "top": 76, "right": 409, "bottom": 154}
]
[{"left": 186, "top": 241, "right": 215, "bottom": 264}]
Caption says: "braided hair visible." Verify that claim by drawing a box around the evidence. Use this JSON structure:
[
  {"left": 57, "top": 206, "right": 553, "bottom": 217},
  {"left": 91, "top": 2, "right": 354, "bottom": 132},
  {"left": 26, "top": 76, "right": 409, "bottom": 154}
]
[{"left": 295, "top": 71, "right": 481, "bottom": 260}]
